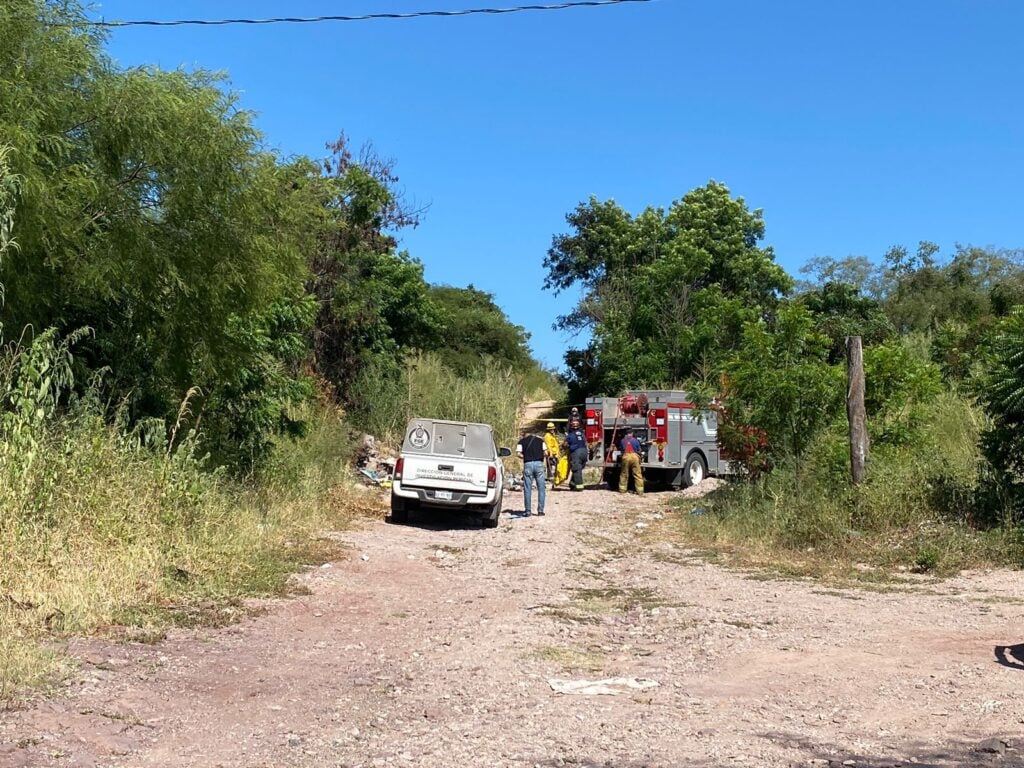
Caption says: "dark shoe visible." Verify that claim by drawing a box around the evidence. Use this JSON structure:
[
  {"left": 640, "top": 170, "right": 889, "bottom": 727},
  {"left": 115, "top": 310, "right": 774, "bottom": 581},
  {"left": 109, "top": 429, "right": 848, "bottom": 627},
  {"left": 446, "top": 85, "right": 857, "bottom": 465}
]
[{"left": 537, "top": 511, "right": 545, "bottom": 516}]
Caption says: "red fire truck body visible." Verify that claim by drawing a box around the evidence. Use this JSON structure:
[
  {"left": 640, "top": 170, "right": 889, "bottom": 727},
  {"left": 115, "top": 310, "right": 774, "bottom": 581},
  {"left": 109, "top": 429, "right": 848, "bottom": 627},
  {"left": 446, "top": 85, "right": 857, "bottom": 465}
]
[{"left": 583, "top": 389, "right": 730, "bottom": 488}]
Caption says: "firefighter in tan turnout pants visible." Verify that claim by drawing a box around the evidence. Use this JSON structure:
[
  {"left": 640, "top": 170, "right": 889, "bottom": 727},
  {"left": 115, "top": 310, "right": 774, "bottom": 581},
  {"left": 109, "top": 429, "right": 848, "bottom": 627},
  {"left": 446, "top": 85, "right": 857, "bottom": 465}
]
[{"left": 618, "top": 428, "right": 644, "bottom": 494}]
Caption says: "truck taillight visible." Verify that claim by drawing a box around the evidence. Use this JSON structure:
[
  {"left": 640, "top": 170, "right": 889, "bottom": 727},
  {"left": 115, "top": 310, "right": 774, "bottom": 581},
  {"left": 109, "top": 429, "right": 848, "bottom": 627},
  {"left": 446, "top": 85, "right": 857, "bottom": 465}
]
[
  {"left": 487, "top": 466, "right": 497, "bottom": 488},
  {"left": 394, "top": 458, "right": 404, "bottom": 480}
]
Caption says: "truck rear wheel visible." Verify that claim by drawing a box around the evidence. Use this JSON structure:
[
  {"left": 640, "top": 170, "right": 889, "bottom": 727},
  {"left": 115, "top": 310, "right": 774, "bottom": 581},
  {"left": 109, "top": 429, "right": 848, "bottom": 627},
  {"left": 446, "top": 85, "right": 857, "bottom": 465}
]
[
  {"left": 482, "top": 493, "right": 502, "bottom": 528},
  {"left": 390, "top": 496, "right": 410, "bottom": 524},
  {"left": 684, "top": 452, "right": 707, "bottom": 487}
]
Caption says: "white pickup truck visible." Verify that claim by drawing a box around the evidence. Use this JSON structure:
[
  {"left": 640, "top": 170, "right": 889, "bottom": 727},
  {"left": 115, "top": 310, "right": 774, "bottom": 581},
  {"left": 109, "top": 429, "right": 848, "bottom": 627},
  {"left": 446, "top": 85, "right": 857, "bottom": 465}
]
[{"left": 390, "top": 418, "right": 511, "bottom": 528}]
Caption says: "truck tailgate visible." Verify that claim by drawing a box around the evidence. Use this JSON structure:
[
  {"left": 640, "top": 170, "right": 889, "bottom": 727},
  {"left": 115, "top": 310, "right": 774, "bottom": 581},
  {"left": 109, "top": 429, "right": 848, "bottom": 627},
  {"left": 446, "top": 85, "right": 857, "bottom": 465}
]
[{"left": 401, "top": 456, "right": 489, "bottom": 493}]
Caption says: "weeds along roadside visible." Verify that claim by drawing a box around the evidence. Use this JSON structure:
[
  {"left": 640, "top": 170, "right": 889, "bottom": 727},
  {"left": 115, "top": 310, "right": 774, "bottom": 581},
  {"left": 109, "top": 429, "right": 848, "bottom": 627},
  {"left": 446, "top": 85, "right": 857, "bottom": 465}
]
[
  {"left": 0, "top": 343, "right": 554, "bottom": 703},
  {"left": 0, "top": 394, "right": 373, "bottom": 705},
  {"left": 667, "top": 390, "right": 1024, "bottom": 579},
  {"left": 349, "top": 351, "right": 564, "bottom": 451}
]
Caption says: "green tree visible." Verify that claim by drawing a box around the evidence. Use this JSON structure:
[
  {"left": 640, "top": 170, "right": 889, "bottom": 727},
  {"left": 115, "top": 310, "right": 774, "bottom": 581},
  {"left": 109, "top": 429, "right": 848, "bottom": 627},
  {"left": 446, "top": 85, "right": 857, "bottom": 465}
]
[
  {"left": 0, "top": 0, "right": 321, "bottom": 470},
  {"left": 428, "top": 285, "right": 533, "bottom": 375},
  {"left": 544, "top": 181, "right": 791, "bottom": 398},
  {"left": 308, "top": 137, "right": 440, "bottom": 404},
  {"left": 797, "top": 254, "right": 889, "bottom": 300},
  {"left": 796, "top": 282, "right": 894, "bottom": 362},
  {"left": 978, "top": 308, "right": 1024, "bottom": 520},
  {"left": 718, "top": 304, "right": 843, "bottom": 470},
  {"left": 884, "top": 243, "right": 1024, "bottom": 333}
]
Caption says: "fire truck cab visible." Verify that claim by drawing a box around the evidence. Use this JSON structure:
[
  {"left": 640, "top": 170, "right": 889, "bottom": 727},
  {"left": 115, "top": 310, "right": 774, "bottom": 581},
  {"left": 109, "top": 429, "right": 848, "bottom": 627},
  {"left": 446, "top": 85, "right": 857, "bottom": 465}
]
[{"left": 584, "top": 390, "right": 730, "bottom": 489}]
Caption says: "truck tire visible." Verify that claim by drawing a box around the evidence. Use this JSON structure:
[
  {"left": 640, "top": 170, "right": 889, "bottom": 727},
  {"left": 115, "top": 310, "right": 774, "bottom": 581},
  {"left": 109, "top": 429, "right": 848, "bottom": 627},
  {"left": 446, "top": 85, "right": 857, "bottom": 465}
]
[
  {"left": 683, "top": 452, "right": 707, "bottom": 487},
  {"left": 482, "top": 493, "right": 502, "bottom": 528},
  {"left": 390, "top": 495, "right": 410, "bottom": 525}
]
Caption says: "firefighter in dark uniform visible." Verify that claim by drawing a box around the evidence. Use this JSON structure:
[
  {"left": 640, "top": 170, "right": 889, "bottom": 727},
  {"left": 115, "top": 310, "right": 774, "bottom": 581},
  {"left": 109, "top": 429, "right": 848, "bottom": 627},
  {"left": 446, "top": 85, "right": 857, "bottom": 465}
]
[{"left": 566, "top": 416, "right": 588, "bottom": 491}]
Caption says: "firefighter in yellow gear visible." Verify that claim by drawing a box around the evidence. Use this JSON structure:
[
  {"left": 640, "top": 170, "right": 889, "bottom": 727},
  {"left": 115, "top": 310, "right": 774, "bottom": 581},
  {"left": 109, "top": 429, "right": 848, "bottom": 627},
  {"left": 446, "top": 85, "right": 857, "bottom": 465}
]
[
  {"left": 618, "top": 428, "right": 644, "bottom": 494},
  {"left": 543, "top": 422, "right": 562, "bottom": 482}
]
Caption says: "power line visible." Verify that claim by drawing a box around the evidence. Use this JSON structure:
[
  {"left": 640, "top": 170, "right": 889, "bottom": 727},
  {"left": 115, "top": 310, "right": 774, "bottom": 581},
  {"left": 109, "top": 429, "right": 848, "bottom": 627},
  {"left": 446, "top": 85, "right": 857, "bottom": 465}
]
[{"left": 84, "top": 0, "right": 654, "bottom": 28}]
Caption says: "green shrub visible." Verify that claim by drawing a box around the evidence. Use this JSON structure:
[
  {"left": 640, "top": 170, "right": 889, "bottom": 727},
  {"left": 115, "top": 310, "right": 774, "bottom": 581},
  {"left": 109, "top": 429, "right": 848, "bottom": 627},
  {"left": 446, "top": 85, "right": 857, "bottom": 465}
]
[{"left": 676, "top": 391, "right": 1020, "bottom": 573}]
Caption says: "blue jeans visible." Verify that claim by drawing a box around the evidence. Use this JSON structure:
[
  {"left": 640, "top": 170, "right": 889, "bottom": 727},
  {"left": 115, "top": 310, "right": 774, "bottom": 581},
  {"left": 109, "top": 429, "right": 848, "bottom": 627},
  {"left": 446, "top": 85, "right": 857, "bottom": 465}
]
[{"left": 522, "top": 461, "right": 546, "bottom": 514}]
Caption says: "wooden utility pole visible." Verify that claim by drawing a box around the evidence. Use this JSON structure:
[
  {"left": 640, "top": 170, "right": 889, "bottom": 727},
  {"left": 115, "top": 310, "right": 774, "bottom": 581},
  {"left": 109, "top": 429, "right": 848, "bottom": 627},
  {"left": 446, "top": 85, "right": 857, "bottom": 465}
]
[{"left": 846, "top": 335, "right": 869, "bottom": 485}]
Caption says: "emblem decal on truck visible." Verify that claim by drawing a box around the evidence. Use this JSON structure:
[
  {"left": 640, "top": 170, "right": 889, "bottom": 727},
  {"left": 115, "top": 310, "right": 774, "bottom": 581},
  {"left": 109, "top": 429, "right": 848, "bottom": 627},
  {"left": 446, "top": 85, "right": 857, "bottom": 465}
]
[{"left": 409, "top": 426, "right": 430, "bottom": 448}]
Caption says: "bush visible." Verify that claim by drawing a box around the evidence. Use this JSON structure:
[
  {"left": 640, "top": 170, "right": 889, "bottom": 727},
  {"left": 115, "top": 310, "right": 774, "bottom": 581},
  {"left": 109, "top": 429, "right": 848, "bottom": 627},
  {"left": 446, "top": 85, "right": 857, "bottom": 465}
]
[
  {"left": 0, "top": 330, "right": 362, "bottom": 702},
  {"left": 676, "top": 391, "right": 1019, "bottom": 574}
]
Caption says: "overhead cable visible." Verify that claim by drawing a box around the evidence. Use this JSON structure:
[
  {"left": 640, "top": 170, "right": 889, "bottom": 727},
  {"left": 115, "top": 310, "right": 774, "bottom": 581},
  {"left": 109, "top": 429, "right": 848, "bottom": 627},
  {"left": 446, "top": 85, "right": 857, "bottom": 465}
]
[{"left": 84, "top": 0, "right": 655, "bottom": 28}]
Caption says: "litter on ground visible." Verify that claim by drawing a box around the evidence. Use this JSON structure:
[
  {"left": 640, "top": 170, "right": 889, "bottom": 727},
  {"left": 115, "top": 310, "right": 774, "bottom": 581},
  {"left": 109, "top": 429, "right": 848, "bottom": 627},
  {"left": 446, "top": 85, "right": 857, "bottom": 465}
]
[{"left": 547, "top": 677, "right": 660, "bottom": 696}]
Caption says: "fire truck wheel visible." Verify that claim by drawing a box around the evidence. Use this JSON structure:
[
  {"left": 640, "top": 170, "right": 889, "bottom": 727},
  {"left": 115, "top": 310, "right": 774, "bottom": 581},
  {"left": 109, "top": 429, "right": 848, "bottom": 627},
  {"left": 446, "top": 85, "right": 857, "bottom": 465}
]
[
  {"left": 390, "top": 496, "right": 410, "bottom": 524},
  {"left": 684, "top": 452, "right": 707, "bottom": 487}
]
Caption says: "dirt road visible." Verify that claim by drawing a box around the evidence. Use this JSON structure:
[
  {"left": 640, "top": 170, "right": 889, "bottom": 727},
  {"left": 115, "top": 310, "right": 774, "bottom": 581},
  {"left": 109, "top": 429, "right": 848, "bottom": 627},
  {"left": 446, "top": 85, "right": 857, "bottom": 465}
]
[{"left": 2, "top": 485, "right": 1023, "bottom": 767}]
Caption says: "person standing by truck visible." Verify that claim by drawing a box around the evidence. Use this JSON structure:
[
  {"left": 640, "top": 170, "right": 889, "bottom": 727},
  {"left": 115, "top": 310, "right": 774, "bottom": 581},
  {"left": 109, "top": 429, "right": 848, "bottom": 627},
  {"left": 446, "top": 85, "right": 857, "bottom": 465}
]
[
  {"left": 566, "top": 417, "right": 588, "bottom": 491},
  {"left": 618, "top": 428, "right": 644, "bottom": 495},
  {"left": 543, "top": 421, "right": 562, "bottom": 481},
  {"left": 516, "top": 430, "right": 549, "bottom": 516}
]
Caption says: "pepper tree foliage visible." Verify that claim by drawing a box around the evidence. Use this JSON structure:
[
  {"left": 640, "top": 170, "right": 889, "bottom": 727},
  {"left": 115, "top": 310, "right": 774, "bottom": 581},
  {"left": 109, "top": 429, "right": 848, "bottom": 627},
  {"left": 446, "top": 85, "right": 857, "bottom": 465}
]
[
  {"left": 1, "top": 0, "right": 325, "bottom": 469},
  {"left": 544, "top": 182, "right": 792, "bottom": 400},
  {"left": 0, "top": 0, "right": 543, "bottom": 472}
]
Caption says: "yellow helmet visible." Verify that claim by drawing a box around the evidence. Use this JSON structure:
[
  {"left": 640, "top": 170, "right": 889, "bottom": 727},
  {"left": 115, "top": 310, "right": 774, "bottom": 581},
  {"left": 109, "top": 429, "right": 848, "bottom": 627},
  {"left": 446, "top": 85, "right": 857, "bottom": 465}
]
[{"left": 546, "top": 422, "right": 555, "bottom": 430}]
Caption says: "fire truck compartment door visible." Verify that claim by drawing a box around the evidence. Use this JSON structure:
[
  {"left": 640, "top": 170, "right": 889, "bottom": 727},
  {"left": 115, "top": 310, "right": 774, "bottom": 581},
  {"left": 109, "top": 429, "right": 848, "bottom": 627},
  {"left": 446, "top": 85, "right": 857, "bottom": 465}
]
[{"left": 666, "top": 407, "right": 686, "bottom": 464}]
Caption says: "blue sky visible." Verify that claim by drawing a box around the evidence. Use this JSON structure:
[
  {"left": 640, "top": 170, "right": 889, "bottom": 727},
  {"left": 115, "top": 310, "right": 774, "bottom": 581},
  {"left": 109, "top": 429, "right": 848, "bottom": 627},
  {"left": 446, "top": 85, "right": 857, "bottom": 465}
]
[{"left": 91, "top": 0, "right": 1024, "bottom": 369}]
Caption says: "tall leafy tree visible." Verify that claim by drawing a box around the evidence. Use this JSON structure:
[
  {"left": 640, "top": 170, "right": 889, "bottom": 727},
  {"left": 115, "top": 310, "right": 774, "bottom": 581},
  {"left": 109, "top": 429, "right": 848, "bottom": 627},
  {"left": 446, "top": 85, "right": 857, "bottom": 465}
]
[
  {"left": 796, "top": 282, "right": 894, "bottom": 363},
  {"left": 308, "top": 136, "right": 440, "bottom": 403},
  {"left": 718, "top": 304, "right": 843, "bottom": 470},
  {"left": 979, "top": 308, "right": 1024, "bottom": 520},
  {"left": 428, "top": 285, "right": 533, "bottom": 375},
  {"left": 544, "top": 181, "right": 791, "bottom": 397},
  {"left": 0, "top": 0, "right": 320, "bottom": 469}
]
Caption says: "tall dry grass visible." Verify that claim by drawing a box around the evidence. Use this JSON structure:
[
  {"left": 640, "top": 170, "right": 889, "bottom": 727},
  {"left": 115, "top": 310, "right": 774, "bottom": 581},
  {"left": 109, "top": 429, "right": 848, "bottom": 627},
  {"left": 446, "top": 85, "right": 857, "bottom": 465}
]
[
  {"left": 351, "top": 351, "right": 546, "bottom": 449},
  {"left": 0, "top": 331, "right": 366, "bottom": 702}
]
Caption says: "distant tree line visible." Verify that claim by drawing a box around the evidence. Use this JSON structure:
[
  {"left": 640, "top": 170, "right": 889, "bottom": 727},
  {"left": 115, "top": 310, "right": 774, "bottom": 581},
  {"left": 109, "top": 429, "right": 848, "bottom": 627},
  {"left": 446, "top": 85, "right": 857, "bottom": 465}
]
[{"left": 546, "top": 182, "right": 1024, "bottom": 522}]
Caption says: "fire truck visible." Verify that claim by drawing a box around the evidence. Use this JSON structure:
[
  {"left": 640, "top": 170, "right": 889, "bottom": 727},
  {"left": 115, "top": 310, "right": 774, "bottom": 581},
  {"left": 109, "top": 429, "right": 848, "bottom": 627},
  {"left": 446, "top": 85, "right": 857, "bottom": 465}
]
[{"left": 583, "top": 389, "right": 731, "bottom": 488}]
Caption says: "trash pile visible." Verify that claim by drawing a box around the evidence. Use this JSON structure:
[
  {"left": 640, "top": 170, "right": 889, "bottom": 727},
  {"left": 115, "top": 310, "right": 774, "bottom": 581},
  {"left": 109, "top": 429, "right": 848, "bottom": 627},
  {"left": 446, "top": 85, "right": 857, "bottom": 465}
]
[
  {"left": 505, "top": 470, "right": 522, "bottom": 492},
  {"left": 354, "top": 434, "right": 396, "bottom": 490}
]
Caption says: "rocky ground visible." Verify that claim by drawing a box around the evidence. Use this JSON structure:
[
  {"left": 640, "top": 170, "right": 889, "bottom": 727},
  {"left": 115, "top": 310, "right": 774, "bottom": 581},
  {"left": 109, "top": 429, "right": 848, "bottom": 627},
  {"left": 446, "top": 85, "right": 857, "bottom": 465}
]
[{"left": 2, "top": 480, "right": 1023, "bottom": 768}]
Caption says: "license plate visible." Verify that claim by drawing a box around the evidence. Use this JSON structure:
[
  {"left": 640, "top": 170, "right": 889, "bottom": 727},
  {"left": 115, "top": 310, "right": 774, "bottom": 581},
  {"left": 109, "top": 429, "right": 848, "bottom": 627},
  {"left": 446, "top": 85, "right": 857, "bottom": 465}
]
[{"left": 434, "top": 490, "right": 453, "bottom": 500}]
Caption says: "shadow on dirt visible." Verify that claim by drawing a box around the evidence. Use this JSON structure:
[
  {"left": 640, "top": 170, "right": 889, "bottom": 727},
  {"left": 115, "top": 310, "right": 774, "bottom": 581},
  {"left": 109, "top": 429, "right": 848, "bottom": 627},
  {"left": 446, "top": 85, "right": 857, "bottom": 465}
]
[
  {"left": 994, "top": 643, "right": 1024, "bottom": 670},
  {"left": 547, "top": 483, "right": 679, "bottom": 493},
  {"left": 527, "top": 735, "right": 1022, "bottom": 768},
  {"left": 387, "top": 509, "right": 494, "bottom": 531}
]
